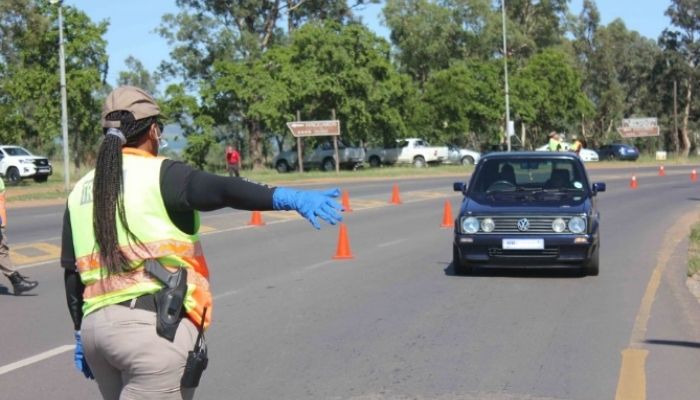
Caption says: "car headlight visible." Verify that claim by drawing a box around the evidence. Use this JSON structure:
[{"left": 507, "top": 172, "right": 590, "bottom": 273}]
[
  {"left": 568, "top": 216, "right": 586, "bottom": 234},
  {"left": 20, "top": 159, "right": 33, "bottom": 164},
  {"left": 552, "top": 218, "right": 566, "bottom": 233},
  {"left": 461, "top": 217, "right": 479, "bottom": 234},
  {"left": 481, "top": 218, "right": 495, "bottom": 232}
]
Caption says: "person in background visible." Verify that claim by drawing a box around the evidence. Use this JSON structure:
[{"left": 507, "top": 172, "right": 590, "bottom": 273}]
[
  {"left": 548, "top": 131, "right": 562, "bottom": 151},
  {"left": 225, "top": 145, "right": 241, "bottom": 177},
  {"left": 570, "top": 134, "right": 585, "bottom": 155},
  {"left": 0, "top": 176, "right": 38, "bottom": 295}
]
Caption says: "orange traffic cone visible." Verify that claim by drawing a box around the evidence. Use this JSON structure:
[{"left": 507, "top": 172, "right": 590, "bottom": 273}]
[
  {"left": 659, "top": 165, "right": 665, "bottom": 176},
  {"left": 248, "top": 210, "right": 265, "bottom": 226},
  {"left": 630, "top": 175, "right": 638, "bottom": 189},
  {"left": 692, "top": 169, "right": 698, "bottom": 182},
  {"left": 332, "top": 223, "right": 354, "bottom": 260},
  {"left": 341, "top": 190, "right": 353, "bottom": 212},
  {"left": 440, "top": 200, "right": 454, "bottom": 228},
  {"left": 390, "top": 184, "right": 402, "bottom": 204}
]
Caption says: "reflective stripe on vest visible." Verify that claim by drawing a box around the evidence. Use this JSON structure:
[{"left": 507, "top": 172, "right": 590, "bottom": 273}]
[{"left": 67, "top": 149, "right": 212, "bottom": 329}]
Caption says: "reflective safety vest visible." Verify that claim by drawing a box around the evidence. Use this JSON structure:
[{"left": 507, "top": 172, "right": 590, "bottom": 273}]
[{"left": 67, "top": 148, "right": 212, "bottom": 329}]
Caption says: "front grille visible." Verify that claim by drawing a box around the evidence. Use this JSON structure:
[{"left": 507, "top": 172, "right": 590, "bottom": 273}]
[
  {"left": 469, "top": 215, "right": 585, "bottom": 234},
  {"left": 488, "top": 247, "right": 559, "bottom": 258},
  {"left": 33, "top": 159, "right": 49, "bottom": 167}
]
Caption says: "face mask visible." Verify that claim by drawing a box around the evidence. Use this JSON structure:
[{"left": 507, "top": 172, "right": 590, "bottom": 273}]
[
  {"left": 155, "top": 122, "right": 168, "bottom": 150},
  {"left": 158, "top": 134, "right": 169, "bottom": 150}
]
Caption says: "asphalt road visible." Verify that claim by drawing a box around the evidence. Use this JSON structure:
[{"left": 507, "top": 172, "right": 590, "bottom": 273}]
[{"left": 1, "top": 165, "right": 699, "bottom": 400}]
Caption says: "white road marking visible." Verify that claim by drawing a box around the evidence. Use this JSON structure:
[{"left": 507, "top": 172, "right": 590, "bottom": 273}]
[
  {"left": 213, "top": 289, "right": 240, "bottom": 300},
  {"left": 377, "top": 239, "right": 407, "bottom": 248},
  {"left": 0, "top": 345, "right": 74, "bottom": 376}
]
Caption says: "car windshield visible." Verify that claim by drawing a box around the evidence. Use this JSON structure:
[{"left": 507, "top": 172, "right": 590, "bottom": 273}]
[
  {"left": 3, "top": 147, "right": 31, "bottom": 156},
  {"left": 470, "top": 158, "right": 588, "bottom": 195}
]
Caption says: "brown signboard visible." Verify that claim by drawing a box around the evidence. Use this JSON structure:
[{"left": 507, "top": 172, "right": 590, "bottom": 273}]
[
  {"left": 286, "top": 120, "right": 340, "bottom": 137},
  {"left": 617, "top": 118, "right": 660, "bottom": 138}
]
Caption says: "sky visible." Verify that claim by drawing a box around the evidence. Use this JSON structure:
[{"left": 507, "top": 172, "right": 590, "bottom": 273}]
[{"left": 63, "top": 0, "right": 673, "bottom": 88}]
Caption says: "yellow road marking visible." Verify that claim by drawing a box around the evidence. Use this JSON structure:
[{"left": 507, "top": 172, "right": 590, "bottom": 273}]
[
  {"left": 198, "top": 225, "right": 216, "bottom": 233},
  {"left": 11, "top": 242, "right": 61, "bottom": 266},
  {"left": 614, "top": 206, "right": 700, "bottom": 400},
  {"left": 615, "top": 349, "right": 648, "bottom": 400}
]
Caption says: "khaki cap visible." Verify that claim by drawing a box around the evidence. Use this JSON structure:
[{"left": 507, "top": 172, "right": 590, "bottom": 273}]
[{"left": 101, "top": 86, "right": 160, "bottom": 128}]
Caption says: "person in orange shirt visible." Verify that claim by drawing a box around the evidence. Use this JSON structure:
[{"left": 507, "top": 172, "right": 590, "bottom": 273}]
[{"left": 0, "top": 177, "right": 38, "bottom": 295}]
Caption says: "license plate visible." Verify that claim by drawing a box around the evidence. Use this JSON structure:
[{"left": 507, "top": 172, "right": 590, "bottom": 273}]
[{"left": 502, "top": 238, "right": 544, "bottom": 250}]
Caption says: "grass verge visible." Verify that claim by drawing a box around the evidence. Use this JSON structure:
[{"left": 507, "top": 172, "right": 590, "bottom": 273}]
[{"left": 688, "top": 222, "right": 700, "bottom": 277}]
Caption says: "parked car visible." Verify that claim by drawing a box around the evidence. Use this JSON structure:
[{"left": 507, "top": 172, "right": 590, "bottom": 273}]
[
  {"left": 0, "top": 145, "right": 52, "bottom": 184},
  {"left": 535, "top": 143, "right": 599, "bottom": 162},
  {"left": 446, "top": 145, "right": 481, "bottom": 165},
  {"left": 452, "top": 151, "right": 605, "bottom": 276},
  {"left": 596, "top": 143, "right": 639, "bottom": 161},
  {"left": 365, "top": 138, "right": 449, "bottom": 167},
  {"left": 273, "top": 140, "right": 365, "bottom": 173}
]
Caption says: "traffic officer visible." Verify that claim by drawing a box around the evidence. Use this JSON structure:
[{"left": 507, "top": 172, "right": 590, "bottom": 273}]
[
  {"left": 0, "top": 176, "right": 38, "bottom": 295},
  {"left": 61, "top": 86, "right": 343, "bottom": 399},
  {"left": 547, "top": 131, "right": 562, "bottom": 151},
  {"left": 570, "top": 134, "right": 585, "bottom": 155}
]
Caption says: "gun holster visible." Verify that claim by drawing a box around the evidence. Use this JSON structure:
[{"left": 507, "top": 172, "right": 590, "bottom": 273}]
[{"left": 144, "top": 259, "right": 187, "bottom": 342}]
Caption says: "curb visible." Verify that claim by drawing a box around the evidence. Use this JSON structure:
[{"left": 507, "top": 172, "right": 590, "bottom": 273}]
[{"left": 686, "top": 273, "right": 700, "bottom": 304}]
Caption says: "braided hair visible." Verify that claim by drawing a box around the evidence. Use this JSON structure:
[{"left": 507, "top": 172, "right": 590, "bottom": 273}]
[{"left": 93, "top": 110, "right": 157, "bottom": 275}]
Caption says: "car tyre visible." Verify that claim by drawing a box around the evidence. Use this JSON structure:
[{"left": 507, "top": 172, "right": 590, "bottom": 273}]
[
  {"left": 6, "top": 167, "right": 20, "bottom": 185},
  {"left": 369, "top": 156, "right": 381, "bottom": 168},
  {"left": 461, "top": 156, "right": 475, "bottom": 166},
  {"left": 33, "top": 175, "right": 48, "bottom": 183},
  {"left": 321, "top": 157, "right": 335, "bottom": 172},
  {"left": 275, "top": 160, "right": 290, "bottom": 173},
  {"left": 583, "top": 244, "right": 599, "bottom": 276},
  {"left": 452, "top": 244, "right": 473, "bottom": 275},
  {"left": 413, "top": 155, "right": 426, "bottom": 168}
]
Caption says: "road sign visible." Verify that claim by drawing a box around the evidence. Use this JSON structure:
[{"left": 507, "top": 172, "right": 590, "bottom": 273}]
[
  {"left": 617, "top": 118, "right": 660, "bottom": 138},
  {"left": 286, "top": 120, "right": 340, "bottom": 137}
]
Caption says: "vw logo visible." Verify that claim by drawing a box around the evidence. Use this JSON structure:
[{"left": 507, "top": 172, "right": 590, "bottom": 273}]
[{"left": 517, "top": 218, "right": 530, "bottom": 231}]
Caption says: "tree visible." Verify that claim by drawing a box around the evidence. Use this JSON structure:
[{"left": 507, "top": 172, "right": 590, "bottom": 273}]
[
  {"left": 158, "top": 0, "right": 379, "bottom": 168},
  {"left": 511, "top": 49, "right": 593, "bottom": 144},
  {"left": 662, "top": 0, "right": 700, "bottom": 156},
  {"left": 117, "top": 56, "right": 160, "bottom": 95},
  {"left": 0, "top": 1, "right": 108, "bottom": 168},
  {"left": 421, "top": 60, "right": 503, "bottom": 147}
]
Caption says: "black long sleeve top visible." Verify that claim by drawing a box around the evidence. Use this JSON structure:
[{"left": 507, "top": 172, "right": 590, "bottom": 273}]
[{"left": 61, "top": 159, "right": 276, "bottom": 330}]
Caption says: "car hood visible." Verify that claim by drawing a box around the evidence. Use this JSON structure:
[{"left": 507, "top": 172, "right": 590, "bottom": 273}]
[{"left": 460, "top": 193, "right": 590, "bottom": 215}]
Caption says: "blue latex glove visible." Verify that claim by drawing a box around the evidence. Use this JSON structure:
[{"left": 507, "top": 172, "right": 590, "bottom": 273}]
[
  {"left": 74, "top": 331, "right": 94, "bottom": 380},
  {"left": 272, "top": 187, "right": 343, "bottom": 229}
]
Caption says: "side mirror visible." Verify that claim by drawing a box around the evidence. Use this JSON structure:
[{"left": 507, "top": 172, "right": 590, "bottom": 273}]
[
  {"left": 453, "top": 182, "right": 467, "bottom": 192},
  {"left": 592, "top": 182, "right": 606, "bottom": 194}
]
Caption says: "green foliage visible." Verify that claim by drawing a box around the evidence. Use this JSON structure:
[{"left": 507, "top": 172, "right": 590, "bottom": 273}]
[
  {"left": 421, "top": 60, "right": 503, "bottom": 146},
  {"left": 287, "top": 22, "right": 411, "bottom": 145},
  {"left": 511, "top": 49, "right": 593, "bottom": 143},
  {"left": 182, "top": 125, "right": 216, "bottom": 169},
  {"left": 0, "top": 1, "right": 108, "bottom": 167},
  {"left": 117, "top": 56, "right": 160, "bottom": 95}
]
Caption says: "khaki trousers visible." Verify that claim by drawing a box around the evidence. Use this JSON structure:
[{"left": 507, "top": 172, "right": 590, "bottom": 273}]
[
  {"left": 81, "top": 305, "right": 199, "bottom": 400},
  {"left": 0, "top": 227, "right": 16, "bottom": 277}
]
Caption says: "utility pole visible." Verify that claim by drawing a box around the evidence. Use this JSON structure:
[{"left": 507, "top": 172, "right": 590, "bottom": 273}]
[
  {"left": 501, "top": 0, "right": 512, "bottom": 152},
  {"left": 51, "top": 0, "right": 70, "bottom": 193}
]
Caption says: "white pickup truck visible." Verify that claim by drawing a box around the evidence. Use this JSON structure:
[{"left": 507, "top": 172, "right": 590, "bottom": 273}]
[
  {"left": 273, "top": 140, "right": 365, "bottom": 173},
  {"left": 0, "top": 145, "right": 53, "bottom": 184},
  {"left": 365, "top": 138, "right": 448, "bottom": 167}
]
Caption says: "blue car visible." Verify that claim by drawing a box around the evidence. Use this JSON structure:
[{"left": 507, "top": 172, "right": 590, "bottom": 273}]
[
  {"left": 596, "top": 143, "right": 639, "bottom": 161},
  {"left": 452, "top": 152, "right": 606, "bottom": 276}
]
